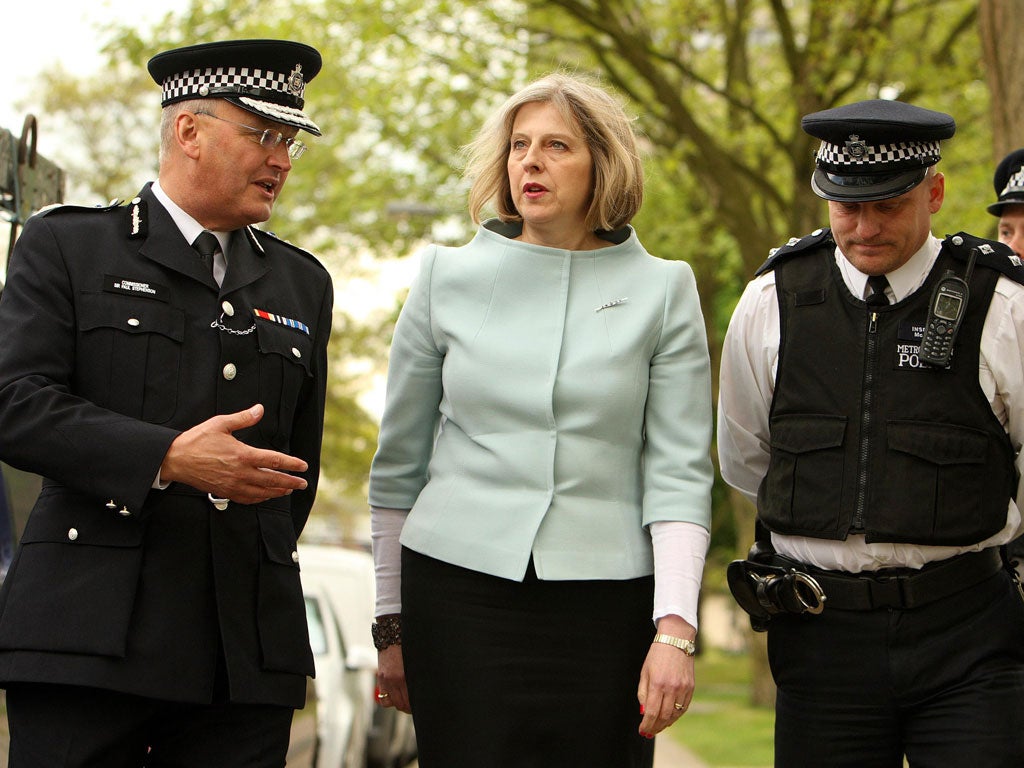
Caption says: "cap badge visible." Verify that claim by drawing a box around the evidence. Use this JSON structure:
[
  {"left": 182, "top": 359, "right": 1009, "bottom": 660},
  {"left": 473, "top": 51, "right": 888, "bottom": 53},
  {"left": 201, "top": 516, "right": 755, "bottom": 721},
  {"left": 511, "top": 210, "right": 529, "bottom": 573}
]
[
  {"left": 287, "top": 64, "right": 305, "bottom": 96},
  {"left": 845, "top": 135, "right": 868, "bottom": 158}
]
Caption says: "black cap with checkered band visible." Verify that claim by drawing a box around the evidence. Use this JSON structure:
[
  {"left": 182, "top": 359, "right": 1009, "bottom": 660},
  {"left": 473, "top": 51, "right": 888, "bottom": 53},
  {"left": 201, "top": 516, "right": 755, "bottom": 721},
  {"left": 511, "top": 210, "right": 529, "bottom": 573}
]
[
  {"left": 801, "top": 99, "right": 955, "bottom": 203},
  {"left": 147, "top": 39, "right": 322, "bottom": 136},
  {"left": 987, "top": 149, "right": 1024, "bottom": 217}
]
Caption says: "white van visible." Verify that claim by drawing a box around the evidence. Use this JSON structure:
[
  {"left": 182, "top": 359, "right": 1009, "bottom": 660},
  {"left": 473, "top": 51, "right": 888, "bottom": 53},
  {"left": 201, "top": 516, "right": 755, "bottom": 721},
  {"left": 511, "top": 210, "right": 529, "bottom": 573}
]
[{"left": 298, "top": 544, "right": 417, "bottom": 768}]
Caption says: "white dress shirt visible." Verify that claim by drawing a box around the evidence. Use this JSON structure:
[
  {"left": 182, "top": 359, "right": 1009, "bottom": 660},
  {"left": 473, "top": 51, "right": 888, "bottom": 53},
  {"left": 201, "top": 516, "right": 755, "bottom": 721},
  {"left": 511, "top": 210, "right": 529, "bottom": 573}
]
[{"left": 718, "top": 234, "right": 1024, "bottom": 572}]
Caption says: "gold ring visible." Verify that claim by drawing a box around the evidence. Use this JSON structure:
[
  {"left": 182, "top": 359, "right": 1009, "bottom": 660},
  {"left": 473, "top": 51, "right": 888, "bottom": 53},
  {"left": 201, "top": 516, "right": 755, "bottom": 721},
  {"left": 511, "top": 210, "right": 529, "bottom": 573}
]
[
  {"left": 673, "top": 702, "right": 686, "bottom": 711},
  {"left": 377, "top": 692, "right": 390, "bottom": 700}
]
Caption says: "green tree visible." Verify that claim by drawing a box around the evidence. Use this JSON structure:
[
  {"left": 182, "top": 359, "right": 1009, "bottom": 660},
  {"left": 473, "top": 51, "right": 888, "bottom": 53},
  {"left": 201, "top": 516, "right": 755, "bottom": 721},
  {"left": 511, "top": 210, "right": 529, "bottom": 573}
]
[{"left": 27, "top": 0, "right": 999, "bottom": 703}]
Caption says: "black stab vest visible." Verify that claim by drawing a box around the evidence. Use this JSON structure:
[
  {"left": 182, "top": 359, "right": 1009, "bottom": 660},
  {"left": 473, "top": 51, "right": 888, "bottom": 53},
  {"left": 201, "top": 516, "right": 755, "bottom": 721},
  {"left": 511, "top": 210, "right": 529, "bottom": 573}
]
[{"left": 757, "top": 243, "right": 1015, "bottom": 545}]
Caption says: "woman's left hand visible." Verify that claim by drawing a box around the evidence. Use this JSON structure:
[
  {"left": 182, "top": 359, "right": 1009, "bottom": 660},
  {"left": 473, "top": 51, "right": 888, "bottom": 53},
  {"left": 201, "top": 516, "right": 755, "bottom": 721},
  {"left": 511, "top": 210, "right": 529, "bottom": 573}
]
[{"left": 636, "top": 616, "right": 696, "bottom": 738}]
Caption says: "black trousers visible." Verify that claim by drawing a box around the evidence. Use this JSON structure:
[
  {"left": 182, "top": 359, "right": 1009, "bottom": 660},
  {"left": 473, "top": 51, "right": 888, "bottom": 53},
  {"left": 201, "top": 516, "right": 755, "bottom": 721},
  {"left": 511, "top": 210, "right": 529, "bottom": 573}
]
[
  {"left": 401, "top": 547, "right": 656, "bottom": 768},
  {"left": 768, "top": 568, "right": 1024, "bottom": 767},
  {"left": 5, "top": 683, "right": 294, "bottom": 768}
]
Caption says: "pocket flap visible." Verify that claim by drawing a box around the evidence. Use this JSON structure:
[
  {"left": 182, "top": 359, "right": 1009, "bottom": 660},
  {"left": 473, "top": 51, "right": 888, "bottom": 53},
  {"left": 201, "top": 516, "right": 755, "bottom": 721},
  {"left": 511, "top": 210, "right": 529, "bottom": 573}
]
[
  {"left": 255, "top": 319, "right": 313, "bottom": 376},
  {"left": 258, "top": 509, "right": 300, "bottom": 567},
  {"left": 79, "top": 292, "right": 184, "bottom": 341},
  {"left": 887, "top": 421, "right": 988, "bottom": 466},
  {"left": 769, "top": 414, "right": 847, "bottom": 454},
  {"left": 19, "top": 492, "right": 144, "bottom": 548}
]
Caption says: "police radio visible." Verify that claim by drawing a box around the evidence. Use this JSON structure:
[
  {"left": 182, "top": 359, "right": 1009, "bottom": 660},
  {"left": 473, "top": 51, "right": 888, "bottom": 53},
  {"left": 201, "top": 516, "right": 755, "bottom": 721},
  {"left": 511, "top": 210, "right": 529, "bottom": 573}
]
[{"left": 918, "top": 248, "right": 976, "bottom": 367}]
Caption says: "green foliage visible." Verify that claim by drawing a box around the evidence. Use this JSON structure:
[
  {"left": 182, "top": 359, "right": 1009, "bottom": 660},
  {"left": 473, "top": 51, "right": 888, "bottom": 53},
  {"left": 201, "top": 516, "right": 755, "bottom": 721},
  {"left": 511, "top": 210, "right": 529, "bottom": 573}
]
[
  {"left": 27, "top": 0, "right": 995, "bottom": 538},
  {"left": 669, "top": 646, "right": 774, "bottom": 766}
]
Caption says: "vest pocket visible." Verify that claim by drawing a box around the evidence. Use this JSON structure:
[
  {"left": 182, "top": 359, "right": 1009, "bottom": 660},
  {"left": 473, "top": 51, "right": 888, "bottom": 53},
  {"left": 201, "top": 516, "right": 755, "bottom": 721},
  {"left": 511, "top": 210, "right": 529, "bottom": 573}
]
[
  {"left": 762, "top": 414, "right": 847, "bottom": 535},
  {"left": 880, "top": 421, "right": 998, "bottom": 544}
]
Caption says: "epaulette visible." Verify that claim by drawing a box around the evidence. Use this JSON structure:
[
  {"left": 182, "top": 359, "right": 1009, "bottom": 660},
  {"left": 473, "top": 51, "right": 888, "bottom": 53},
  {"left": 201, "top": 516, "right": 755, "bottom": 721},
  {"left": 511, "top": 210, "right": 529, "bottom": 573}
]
[
  {"left": 754, "top": 227, "right": 834, "bottom": 276},
  {"left": 34, "top": 198, "right": 124, "bottom": 218},
  {"left": 246, "top": 225, "right": 324, "bottom": 267},
  {"left": 942, "top": 231, "right": 1024, "bottom": 286}
]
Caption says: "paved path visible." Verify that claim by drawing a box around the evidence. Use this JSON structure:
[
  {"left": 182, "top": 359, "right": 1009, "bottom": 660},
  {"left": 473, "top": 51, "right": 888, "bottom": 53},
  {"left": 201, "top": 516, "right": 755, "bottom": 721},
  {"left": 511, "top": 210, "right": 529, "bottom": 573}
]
[{"left": 655, "top": 734, "right": 710, "bottom": 768}]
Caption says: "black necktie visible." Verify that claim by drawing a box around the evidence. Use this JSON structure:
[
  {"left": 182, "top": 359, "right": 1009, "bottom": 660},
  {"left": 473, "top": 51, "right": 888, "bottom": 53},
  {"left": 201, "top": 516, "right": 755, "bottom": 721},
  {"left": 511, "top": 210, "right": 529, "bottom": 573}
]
[
  {"left": 865, "top": 274, "right": 891, "bottom": 306},
  {"left": 192, "top": 230, "right": 219, "bottom": 275}
]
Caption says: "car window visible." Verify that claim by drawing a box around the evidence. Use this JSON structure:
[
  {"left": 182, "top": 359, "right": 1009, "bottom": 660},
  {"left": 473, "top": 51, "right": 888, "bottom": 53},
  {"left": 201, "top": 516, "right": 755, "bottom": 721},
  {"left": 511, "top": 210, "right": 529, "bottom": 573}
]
[{"left": 304, "top": 595, "right": 328, "bottom": 656}]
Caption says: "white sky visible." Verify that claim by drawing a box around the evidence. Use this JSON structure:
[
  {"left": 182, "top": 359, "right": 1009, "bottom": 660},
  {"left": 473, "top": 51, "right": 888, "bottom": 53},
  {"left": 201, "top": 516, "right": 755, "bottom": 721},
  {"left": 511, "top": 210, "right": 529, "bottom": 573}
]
[
  {"left": 3, "top": 1, "right": 178, "bottom": 154},
  {"left": 2, "top": 1, "right": 417, "bottom": 420}
]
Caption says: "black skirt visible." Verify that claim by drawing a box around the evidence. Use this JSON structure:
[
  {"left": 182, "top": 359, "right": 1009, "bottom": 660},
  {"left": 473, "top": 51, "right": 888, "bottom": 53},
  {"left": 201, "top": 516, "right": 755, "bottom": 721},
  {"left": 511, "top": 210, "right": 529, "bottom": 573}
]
[{"left": 401, "top": 547, "right": 656, "bottom": 768}]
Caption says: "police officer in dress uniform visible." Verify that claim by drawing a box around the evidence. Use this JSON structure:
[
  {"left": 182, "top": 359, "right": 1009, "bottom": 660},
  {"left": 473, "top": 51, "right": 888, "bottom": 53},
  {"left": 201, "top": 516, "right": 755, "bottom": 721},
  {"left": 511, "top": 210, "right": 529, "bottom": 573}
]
[
  {"left": 718, "top": 100, "right": 1024, "bottom": 766},
  {"left": 0, "top": 39, "right": 332, "bottom": 767}
]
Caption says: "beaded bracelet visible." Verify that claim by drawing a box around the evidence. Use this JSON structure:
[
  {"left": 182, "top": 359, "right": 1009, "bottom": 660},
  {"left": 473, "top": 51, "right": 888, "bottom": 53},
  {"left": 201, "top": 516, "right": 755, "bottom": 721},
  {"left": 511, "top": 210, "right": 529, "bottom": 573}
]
[{"left": 371, "top": 615, "right": 402, "bottom": 650}]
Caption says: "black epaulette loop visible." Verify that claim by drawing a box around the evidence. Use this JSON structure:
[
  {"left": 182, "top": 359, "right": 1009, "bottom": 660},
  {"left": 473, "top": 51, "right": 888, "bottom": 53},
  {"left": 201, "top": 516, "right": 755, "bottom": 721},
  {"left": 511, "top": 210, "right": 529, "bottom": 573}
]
[
  {"left": 944, "top": 232, "right": 1024, "bottom": 286},
  {"left": 755, "top": 227, "right": 834, "bottom": 276},
  {"left": 127, "top": 197, "right": 148, "bottom": 239}
]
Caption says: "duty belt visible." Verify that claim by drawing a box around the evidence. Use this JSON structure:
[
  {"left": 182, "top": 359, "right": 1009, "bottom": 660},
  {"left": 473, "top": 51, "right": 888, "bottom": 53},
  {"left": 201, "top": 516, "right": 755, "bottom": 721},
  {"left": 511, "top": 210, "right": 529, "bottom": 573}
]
[{"left": 772, "top": 547, "right": 1004, "bottom": 611}]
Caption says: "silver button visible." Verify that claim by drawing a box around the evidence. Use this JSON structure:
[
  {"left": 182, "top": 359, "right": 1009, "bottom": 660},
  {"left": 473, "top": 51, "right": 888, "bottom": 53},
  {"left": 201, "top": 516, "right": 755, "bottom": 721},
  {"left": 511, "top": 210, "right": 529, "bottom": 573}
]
[
  {"left": 221, "top": 301, "right": 235, "bottom": 317},
  {"left": 119, "top": 507, "right": 131, "bottom": 517},
  {"left": 68, "top": 528, "right": 79, "bottom": 541},
  {"left": 199, "top": 84, "right": 210, "bottom": 96},
  {"left": 223, "top": 363, "right": 237, "bottom": 381},
  {"left": 291, "top": 550, "right": 300, "bottom": 563},
  {"left": 127, "top": 318, "right": 140, "bottom": 327},
  {"left": 811, "top": 228, "right": 823, "bottom": 236},
  {"left": 952, "top": 235, "right": 964, "bottom": 246},
  {"left": 291, "top": 348, "right": 301, "bottom": 359},
  {"left": 106, "top": 500, "right": 117, "bottom": 509}
]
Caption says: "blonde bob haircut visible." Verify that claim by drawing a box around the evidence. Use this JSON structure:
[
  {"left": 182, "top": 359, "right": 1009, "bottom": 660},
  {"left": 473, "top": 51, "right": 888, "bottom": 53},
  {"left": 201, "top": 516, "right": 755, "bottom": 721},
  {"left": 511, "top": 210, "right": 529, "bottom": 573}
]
[{"left": 465, "top": 73, "right": 644, "bottom": 233}]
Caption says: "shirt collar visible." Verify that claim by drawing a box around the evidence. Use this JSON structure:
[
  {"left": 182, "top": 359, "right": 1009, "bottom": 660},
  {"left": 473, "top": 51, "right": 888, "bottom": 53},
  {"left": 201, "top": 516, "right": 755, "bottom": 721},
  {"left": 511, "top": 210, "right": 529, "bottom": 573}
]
[
  {"left": 836, "top": 234, "right": 940, "bottom": 303},
  {"left": 151, "top": 180, "right": 230, "bottom": 255}
]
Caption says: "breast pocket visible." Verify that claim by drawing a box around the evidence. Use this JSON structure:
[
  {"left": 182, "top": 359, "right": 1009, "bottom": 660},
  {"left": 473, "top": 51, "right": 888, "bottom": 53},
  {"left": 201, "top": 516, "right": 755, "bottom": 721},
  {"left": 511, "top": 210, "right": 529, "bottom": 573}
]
[
  {"left": 78, "top": 292, "right": 184, "bottom": 423},
  {"left": 254, "top": 319, "right": 313, "bottom": 448}
]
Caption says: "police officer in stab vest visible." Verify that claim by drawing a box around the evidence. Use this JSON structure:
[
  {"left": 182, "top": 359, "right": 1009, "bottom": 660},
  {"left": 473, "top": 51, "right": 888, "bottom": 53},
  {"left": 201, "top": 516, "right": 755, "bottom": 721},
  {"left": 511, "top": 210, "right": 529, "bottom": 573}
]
[
  {"left": 0, "top": 40, "right": 332, "bottom": 766},
  {"left": 718, "top": 99, "right": 1024, "bottom": 766}
]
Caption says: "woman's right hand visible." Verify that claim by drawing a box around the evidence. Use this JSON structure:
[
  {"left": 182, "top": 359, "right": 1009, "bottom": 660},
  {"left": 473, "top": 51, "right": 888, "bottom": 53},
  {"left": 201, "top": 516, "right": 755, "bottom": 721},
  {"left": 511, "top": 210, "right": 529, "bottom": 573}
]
[{"left": 376, "top": 644, "right": 411, "bottom": 713}]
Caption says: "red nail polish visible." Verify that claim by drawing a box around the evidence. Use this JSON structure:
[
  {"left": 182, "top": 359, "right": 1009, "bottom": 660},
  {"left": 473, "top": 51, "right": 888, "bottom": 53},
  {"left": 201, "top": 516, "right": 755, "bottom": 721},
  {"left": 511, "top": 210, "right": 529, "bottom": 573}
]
[{"left": 639, "top": 704, "right": 645, "bottom": 715}]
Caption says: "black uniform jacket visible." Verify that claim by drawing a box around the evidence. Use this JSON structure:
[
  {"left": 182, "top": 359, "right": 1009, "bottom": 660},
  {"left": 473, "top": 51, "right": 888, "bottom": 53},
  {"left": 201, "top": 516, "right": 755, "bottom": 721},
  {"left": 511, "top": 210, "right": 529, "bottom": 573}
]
[{"left": 0, "top": 184, "right": 333, "bottom": 708}]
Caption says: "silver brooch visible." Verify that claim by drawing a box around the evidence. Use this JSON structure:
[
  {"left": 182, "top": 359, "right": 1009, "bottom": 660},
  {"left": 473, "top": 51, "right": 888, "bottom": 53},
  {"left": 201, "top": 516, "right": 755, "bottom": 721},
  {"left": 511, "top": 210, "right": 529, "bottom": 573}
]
[{"left": 595, "top": 297, "right": 629, "bottom": 312}]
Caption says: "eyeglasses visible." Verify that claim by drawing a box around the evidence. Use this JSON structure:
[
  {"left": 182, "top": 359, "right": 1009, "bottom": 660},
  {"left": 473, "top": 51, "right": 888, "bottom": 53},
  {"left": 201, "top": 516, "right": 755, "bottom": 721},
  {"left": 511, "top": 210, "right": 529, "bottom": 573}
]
[{"left": 195, "top": 112, "right": 308, "bottom": 160}]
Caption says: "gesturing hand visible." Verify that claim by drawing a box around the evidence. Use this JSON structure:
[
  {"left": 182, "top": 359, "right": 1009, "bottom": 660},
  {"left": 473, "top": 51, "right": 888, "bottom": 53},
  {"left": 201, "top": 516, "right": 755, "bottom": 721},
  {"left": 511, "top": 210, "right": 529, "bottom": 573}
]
[{"left": 159, "top": 404, "right": 309, "bottom": 505}]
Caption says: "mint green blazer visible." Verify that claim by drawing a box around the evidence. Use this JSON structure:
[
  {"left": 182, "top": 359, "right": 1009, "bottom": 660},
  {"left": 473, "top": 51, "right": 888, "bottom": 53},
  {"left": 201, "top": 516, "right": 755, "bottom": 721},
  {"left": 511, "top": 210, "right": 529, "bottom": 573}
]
[{"left": 369, "top": 220, "right": 713, "bottom": 581}]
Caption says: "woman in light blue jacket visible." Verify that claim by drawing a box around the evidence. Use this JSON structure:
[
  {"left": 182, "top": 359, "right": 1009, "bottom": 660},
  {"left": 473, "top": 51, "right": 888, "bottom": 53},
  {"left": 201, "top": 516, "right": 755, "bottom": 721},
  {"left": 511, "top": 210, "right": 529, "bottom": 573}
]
[{"left": 369, "top": 72, "right": 714, "bottom": 768}]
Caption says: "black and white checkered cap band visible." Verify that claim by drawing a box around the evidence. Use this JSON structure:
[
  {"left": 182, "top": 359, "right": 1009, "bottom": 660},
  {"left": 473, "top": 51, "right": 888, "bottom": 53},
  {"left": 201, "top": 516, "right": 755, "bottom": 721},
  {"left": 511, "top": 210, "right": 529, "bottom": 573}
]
[
  {"left": 1000, "top": 167, "right": 1024, "bottom": 197},
  {"left": 161, "top": 66, "right": 304, "bottom": 106},
  {"left": 815, "top": 139, "right": 941, "bottom": 169}
]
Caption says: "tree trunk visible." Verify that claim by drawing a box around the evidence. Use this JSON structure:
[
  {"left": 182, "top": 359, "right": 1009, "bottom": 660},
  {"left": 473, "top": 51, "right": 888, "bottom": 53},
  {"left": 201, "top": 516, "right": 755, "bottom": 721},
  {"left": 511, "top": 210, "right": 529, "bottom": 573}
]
[{"left": 980, "top": 0, "right": 1024, "bottom": 162}]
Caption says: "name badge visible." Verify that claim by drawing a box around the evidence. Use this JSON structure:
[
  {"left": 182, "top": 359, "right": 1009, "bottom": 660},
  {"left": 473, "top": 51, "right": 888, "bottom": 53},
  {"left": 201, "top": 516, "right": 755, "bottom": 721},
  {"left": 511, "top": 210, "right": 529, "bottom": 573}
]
[{"left": 103, "top": 274, "right": 168, "bottom": 301}]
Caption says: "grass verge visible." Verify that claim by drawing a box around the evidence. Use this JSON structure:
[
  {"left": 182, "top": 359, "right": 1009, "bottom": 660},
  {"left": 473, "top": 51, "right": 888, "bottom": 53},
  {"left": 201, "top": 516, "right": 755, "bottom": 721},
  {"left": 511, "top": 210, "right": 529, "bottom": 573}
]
[{"left": 667, "top": 647, "right": 774, "bottom": 767}]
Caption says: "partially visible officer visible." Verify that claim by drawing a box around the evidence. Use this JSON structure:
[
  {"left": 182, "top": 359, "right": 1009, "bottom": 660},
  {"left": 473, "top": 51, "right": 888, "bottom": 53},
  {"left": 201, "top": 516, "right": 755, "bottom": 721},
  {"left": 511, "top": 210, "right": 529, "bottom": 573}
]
[
  {"left": 718, "top": 99, "right": 1024, "bottom": 767},
  {"left": 988, "top": 148, "right": 1024, "bottom": 256},
  {"left": 0, "top": 39, "right": 333, "bottom": 767}
]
